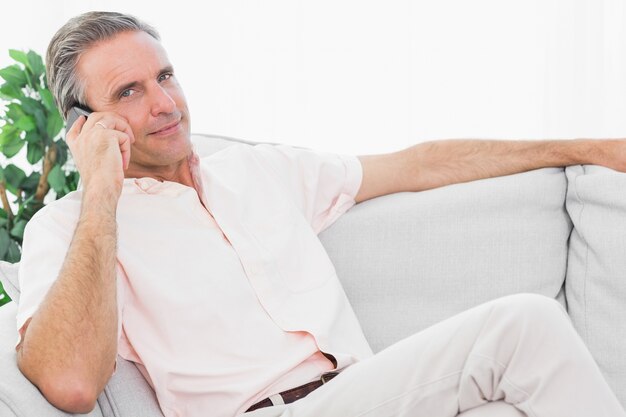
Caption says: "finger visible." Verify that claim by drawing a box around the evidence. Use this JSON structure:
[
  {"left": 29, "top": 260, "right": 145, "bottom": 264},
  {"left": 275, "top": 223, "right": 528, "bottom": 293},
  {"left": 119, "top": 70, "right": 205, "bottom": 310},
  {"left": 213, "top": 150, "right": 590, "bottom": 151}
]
[
  {"left": 116, "top": 119, "right": 136, "bottom": 146},
  {"left": 84, "top": 112, "right": 136, "bottom": 145},
  {"left": 66, "top": 115, "right": 87, "bottom": 142},
  {"left": 100, "top": 116, "right": 136, "bottom": 145},
  {"left": 118, "top": 133, "right": 132, "bottom": 170}
]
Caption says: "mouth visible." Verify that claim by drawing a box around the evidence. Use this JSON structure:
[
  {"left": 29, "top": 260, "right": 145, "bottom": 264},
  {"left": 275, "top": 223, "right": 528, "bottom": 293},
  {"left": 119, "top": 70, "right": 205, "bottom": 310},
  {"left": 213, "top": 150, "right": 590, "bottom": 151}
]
[{"left": 149, "top": 119, "right": 181, "bottom": 136}]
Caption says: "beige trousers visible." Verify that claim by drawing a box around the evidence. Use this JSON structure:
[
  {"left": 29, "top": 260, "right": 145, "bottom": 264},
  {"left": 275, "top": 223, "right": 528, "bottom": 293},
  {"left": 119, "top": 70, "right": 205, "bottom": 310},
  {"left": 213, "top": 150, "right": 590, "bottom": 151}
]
[{"left": 245, "top": 294, "right": 625, "bottom": 417}]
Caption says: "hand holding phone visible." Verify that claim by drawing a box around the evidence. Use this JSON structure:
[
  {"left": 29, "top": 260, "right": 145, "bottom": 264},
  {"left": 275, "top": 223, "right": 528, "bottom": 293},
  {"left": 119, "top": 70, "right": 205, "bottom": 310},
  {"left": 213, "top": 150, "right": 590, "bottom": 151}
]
[
  {"left": 64, "top": 107, "right": 135, "bottom": 197},
  {"left": 66, "top": 106, "right": 93, "bottom": 131}
]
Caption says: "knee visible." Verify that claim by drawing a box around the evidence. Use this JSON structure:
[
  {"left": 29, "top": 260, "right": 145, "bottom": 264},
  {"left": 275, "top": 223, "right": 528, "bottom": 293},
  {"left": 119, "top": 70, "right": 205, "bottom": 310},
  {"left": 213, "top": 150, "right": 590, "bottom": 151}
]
[{"left": 496, "top": 293, "right": 568, "bottom": 327}]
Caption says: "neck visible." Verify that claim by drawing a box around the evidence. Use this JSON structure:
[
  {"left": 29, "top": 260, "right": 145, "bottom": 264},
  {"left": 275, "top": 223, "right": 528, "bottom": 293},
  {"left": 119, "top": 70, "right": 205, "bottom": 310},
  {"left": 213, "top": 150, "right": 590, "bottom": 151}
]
[{"left": 125, "top": 157, "right": 195, "bottom": 188}]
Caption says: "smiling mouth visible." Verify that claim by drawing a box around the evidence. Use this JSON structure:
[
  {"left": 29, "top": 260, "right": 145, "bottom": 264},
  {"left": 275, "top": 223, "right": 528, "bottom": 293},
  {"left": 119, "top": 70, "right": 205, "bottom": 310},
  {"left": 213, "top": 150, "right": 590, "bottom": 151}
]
[{"left": 150, "top": 120, "right": 181, "bottom": 136}]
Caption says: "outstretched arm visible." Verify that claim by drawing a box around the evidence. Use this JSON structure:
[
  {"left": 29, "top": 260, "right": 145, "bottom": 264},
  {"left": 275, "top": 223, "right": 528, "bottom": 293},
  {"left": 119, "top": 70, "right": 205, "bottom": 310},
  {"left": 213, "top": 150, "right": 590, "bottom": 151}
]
[
  {"left": 16, "top": 113, "right": 134, "bottom": 413},
  {"left": 355, "top": 138, "right": 624, "bottom": 203}
]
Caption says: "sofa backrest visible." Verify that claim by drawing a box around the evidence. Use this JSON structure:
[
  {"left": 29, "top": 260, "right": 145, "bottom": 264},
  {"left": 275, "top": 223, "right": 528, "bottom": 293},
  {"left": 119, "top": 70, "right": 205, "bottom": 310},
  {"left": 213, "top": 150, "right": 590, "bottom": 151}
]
[
  {"left": 319, "top": 166, "right": 571, "bottom": 352},
  {"left": 565, "top": 164, "right": 626, "bottom": 405}
]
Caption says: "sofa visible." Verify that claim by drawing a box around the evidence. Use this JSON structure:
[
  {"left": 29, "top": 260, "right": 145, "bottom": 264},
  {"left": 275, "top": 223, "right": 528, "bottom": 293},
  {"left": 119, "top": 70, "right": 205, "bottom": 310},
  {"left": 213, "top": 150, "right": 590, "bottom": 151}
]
[{"left": 0, "top": 134, "right": 625, "bottom": 416}]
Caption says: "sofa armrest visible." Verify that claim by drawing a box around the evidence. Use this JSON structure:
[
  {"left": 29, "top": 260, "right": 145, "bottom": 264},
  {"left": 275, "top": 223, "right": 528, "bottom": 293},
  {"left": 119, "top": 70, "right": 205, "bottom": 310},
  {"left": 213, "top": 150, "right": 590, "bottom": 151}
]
[
  {"left": 0, "top": 301, "right": 164, "bottom": 416},
  {"left": 0, "top": 302, "right": 105, "bottom": 416}
]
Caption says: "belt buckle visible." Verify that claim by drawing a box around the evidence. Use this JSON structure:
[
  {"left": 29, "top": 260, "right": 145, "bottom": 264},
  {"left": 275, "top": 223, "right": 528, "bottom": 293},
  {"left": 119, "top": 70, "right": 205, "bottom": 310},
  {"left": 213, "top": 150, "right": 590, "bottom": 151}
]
[{"left": 320, "top": 371, "right": 339, "bottom": 384}]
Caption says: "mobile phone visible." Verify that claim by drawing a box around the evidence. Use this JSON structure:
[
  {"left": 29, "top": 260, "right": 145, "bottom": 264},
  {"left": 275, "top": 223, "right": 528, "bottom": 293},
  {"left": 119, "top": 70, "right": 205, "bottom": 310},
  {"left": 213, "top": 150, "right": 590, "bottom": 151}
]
[{"left": 66, "top": 105, "right": 92, "bottom": 131}]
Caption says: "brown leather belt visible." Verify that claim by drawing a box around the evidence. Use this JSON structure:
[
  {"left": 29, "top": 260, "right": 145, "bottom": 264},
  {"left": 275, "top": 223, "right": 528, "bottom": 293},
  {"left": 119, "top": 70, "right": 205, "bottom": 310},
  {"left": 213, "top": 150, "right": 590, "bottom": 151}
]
[{"left": 246, "top": 371, "right": 340, "bottom": 412}]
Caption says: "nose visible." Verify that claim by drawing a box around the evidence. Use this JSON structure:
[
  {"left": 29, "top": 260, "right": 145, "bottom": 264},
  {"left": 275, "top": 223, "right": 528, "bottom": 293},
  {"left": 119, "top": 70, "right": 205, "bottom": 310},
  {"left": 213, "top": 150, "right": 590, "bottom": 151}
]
[{"left": 149, "top": 83, "right": 176, "bottom": 116}]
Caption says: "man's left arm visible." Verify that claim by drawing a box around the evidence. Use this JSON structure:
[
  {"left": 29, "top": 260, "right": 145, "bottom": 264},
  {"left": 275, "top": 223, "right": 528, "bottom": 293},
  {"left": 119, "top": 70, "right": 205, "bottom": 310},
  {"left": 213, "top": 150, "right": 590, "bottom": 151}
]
[{"left": 355, "top": 138, "right": 626, "bottom": 203}]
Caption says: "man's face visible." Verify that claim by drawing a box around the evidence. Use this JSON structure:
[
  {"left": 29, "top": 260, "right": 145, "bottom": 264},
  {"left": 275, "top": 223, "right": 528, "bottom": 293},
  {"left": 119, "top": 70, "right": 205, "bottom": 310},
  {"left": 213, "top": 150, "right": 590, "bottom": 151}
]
[{"left": 76, "top": 30, "right": 192, "bottom": 172}]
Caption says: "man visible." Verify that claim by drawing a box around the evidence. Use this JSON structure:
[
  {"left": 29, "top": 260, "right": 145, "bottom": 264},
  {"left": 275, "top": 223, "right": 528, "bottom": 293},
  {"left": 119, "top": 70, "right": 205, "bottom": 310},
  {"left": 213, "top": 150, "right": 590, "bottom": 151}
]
[{"left": 14, "top": 10, "right": 626, "bottom": 417}]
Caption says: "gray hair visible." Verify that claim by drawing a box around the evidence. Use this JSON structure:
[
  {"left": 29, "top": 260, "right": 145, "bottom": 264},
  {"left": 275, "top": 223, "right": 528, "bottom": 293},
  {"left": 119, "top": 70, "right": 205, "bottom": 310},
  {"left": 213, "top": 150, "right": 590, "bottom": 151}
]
[{"left": 46, "top": 11, "right": 160, "bottom": 120}]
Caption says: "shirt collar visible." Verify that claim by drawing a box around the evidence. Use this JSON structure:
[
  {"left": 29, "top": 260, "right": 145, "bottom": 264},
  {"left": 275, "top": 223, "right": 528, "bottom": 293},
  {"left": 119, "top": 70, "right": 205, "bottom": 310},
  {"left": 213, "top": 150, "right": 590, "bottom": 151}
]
[{"left": 125, "top": 146, "right": 204, "bottom": 197}]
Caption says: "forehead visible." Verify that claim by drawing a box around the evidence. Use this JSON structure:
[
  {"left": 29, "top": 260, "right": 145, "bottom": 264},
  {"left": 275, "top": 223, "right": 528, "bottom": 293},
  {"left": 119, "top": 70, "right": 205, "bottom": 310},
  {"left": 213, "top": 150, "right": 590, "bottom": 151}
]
[{"left": 77, "top": 31, "right": 169, "bottom": 103}]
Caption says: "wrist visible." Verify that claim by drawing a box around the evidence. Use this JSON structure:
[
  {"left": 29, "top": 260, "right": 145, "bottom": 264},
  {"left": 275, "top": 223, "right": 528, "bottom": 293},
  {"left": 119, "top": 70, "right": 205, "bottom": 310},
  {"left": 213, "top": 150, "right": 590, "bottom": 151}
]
[
  {"left": 563, "top": 139, "right": 598, "bottom": 166},
  {"left": 81, "top": 187, "right": 120, "bottom": 218},
  {"left": 579, "top": 138, "right": 611, "bottom": 167}
]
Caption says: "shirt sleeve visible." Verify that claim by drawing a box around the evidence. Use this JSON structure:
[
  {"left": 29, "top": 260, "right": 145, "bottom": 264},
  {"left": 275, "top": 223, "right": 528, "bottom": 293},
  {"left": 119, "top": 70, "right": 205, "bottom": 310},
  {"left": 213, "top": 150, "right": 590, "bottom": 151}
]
[
  {"left": 249, "top": 144, "right": 363, "bottom": 234},
  {"left": 16, "top": 208, "right": 76, "bottom": 338},
  {"left": 15, "top": 201, "right": 125, "bottom": 358}
]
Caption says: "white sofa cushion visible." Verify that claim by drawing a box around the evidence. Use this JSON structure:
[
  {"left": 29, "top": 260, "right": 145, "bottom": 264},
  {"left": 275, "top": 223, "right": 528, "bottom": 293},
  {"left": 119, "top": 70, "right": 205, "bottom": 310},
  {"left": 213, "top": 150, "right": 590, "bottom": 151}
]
[
  {"left": 0, "top": 260, "right": 19, "bottom": 304},
  {"left": 320, "top": 166, "right": 571, "bottom": 353},
  {"left": 565, "top": 164, "right": 626, "bottom": 405}
]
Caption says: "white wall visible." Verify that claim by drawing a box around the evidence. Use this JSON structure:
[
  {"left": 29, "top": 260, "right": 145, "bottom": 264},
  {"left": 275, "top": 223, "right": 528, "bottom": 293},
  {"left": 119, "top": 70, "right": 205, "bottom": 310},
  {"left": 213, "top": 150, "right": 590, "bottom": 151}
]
[{"left": 1, "top": 0, "right": 626, "bottom": 158}]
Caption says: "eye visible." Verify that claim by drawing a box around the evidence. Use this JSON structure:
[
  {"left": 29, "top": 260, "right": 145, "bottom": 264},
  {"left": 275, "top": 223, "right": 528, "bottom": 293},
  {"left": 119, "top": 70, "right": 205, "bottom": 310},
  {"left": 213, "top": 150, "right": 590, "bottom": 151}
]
[
  {"left": 158, "top": 72, "right": 173, "bottom": 83},
  {"left": 120, "top": 89, "right": 135, "bottom": 98}
]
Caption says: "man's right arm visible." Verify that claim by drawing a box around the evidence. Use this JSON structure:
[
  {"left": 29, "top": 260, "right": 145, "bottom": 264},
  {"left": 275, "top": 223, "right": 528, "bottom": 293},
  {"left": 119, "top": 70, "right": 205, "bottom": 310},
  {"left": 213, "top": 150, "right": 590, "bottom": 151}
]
[{"left": 15, "top": 113, "right": 134, "bottom": 413}]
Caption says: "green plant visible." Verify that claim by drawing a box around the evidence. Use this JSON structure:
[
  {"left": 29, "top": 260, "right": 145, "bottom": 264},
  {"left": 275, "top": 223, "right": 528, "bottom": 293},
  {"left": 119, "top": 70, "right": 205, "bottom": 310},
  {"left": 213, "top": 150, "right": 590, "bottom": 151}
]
[{"left": 0, "top": 49, "right": 79, "bottom": 307}]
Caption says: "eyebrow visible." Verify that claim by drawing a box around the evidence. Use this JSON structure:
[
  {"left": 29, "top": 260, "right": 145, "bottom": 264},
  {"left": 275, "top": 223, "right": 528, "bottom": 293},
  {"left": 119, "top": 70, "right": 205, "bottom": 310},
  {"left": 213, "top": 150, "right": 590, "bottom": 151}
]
[
  {"left": 109, "top": 65, "right": 174, "bottom": 100},
  {"left": 110, "top": 80, "right": 139, "bottom": 100}
]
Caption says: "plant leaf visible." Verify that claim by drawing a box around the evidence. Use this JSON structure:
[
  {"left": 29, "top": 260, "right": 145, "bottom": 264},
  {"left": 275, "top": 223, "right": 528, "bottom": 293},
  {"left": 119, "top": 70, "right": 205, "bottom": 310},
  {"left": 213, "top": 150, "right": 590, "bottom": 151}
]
[
  {"left": 57, "top": 171, "right": 81, "bottom": 199},
  {"left": 25, "top": 70, "right": 38, "bottom": 90},
  {"left": 5, "top": 239, "right": 21, "bottom": 262},
  {"left": 0, "top": 65, "right": 27, "bottom": 87},
  {"left": 15, "top": 115, "right": 36, "bottom": 132},
  {"left": 0, "top": 82, "right": 23, "bottom": 100},
  {"left": 39, "top": 88, "right": 57, "bottom": 113},
  {"left": 47, "top": 164, "right": 66, "bottom": 193},
  {"left": 9, "top": 219, "right": 27, "bottom": 240},
  {"left": 21, "top": 199, "right": 43, "bottom": 219},
  {"left": 20, "top": 97, "right": 42, "bottom": 115},
  {"left": 27, "top": 51, "right": 45, "bottom": 79},
  {"left": 0, "top": 125, "right": 19, "bottom": 145},
  {"left": 3, "top": 164, "right": 26, "bottom": 191},
  {"left": 46, "top": 111, "right": 64, "bottom": 140},
  {"left": 1, "top": 138, "right": 25, "bottom": 158},
  {"left": 0, "top": 281, "right": 11, "bottom": 306},
  {"left": 6, "top": 103, "right": 25, "bottom": 121},
  {"left": 0, "top": 127, "right": 24, "bottom": 156},
  {"left": 0, "top": 228, "right": 9, "bottom": 259},
  {"left": 26, "top": 141, "right": 44, "bottom": 164},
  {"left": 55, "top": 139, "right": 68, "bottom": 166},
  {"left": 67, "top": 171, "right": 80, "bottom": 192},
  {"left": 24, "top": 130, "right": 41, "bottom": 144},
  {"left": 20, "top": 171, "right": 41, "bottom": 193},
  {"left": 9, "top": 49, "right": 29, "bottom": 70},
  {"left": 21, "top": 171, "right": 41, "bottom": 191},
  {"left": 33, "top": 109, "right": 47, "bottom": 139}
]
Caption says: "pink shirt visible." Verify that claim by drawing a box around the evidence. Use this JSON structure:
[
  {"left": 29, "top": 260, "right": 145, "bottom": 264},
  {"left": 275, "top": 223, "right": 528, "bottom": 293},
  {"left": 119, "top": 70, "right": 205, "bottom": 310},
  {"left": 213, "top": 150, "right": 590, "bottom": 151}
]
[{"left": 17, "top": 143, "right": 373, "bottom": 417}]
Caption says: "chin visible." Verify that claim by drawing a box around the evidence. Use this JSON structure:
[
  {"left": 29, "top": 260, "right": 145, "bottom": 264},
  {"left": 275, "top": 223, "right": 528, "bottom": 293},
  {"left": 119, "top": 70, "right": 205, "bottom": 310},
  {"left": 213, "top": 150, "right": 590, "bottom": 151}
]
[{"left": 165, "top": 138, "right": 192, "bottom": 160}]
